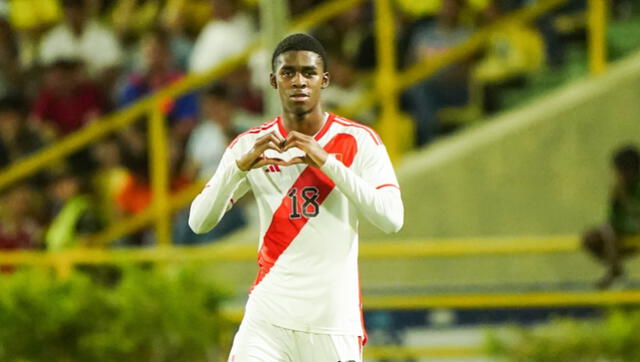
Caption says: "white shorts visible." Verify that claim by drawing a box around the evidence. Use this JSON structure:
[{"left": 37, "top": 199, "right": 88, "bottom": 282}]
[{"left": 228, "top": 313, "right": 363, "bottom": 362}]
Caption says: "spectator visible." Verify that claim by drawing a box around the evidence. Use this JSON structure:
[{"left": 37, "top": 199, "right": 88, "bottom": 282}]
[
  {"left": 473, "top": 0, "right": 545, "bottom": 113},
  {"left": 0, "top": 15, "right": 24, "bottom": 98},
  {"left": 313, "top": 4, "right": 368, "bottom": 63},
  {"left": 175, "top": 83, "right": 247, "bottom": 245},
  {"left": 582, "top": 145, "right": 640, "bottom": 289},
  {"left": 45, "top": 172, "right": 103, "bottom": 251},
  {"left": 0, "top": 95, "right": 44, "bottom": 168},
  {"left": 402, "top": 0, "right": 473, "bottom": 146},
  {"left": 224, "top": 65, "right": 263, "bottom": 115},
  {"left": 7, "top": 0, "right": 61, "bottom": 34},
  {"left": 5, "top": 0, "right": 61, "bottom": 69},
  {"left": 184, "top": 84, "right": 240, "bottom": 181},
  {"left": 162, "top": 0, "right": 213, "bottom": 38},
  {"left": 0, "top": 184, "right": 43, "bottom": 272},
  {"left": 322, "top": 55, "right": 373, "bottom": 124},
  {"left": 115, "top": 121, "right": 189, "bottom": 215},
  {"left": 118, "top": 27, "right": 198, "bottom": 141},
  {"left": 109, "top": 0, "right": 162, "bottom": 43},
  {"left": 39, "top": 0, "right": 123, "bottom": 82},
  {"left": 90, "top": 136, "right": 129, "bottom": 225},
  {"left": 188, "top": 0, "right": 255, "bottom": 74},
  {"left": 109, "top": 0, "right": 194, "bottom": 73},
  {"left": 31, "top": 59, "right": 104, "bottom": 139}
]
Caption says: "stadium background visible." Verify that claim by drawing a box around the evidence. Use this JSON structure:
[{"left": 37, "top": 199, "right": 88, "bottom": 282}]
[{"left": 0, "top": 0, "right": 639, "bottom": 360}]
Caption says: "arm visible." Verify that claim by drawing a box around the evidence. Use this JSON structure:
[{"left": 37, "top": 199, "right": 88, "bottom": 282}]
[
  {"left": 188, "top": 148, "right": 249, "bottom": 234},
  {"left": 283, "top": 131, "right": 404, "bottom": 234},
  {"left": 320, "top": 148, "right": 404, "bottom": 234},
  {"left": 188, "top": 131, "right": 287, "bottom": 233}
]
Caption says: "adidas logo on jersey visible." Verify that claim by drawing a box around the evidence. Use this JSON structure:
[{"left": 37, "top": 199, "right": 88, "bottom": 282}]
[{"left": 264, "top": 165, "right": 281, "bottom": 173}]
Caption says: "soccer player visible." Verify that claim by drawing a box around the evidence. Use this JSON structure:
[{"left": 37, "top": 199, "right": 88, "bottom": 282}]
[{"left": 189, "top": 33, "right": 404, "bottom": 361}]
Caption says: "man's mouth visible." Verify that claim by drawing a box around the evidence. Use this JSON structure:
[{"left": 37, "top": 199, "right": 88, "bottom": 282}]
[{"left": 290, "top": 93, "right": 309, "bottom": 102}]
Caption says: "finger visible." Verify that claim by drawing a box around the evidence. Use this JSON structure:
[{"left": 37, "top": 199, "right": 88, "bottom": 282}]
[
  {"left": 255, "top": 131, "right": 275, "bottom": 144},
  {"left": 263, "top": 157, "right": 287, "bottom": 166},
  {"left": 268, "top": 132, "right": 285, "bottom": 148},
  {"left": 285, "top": 131, "right": 302, "bottom": 143},
  {"left": 253, "top": 157, "right": 287, "bottom": 168},
  {"left": 256, "top": 132, "right": 283, "bottom": 149},
  {"left": 283, "top": 140, "right": 303, "bottom": 152},
  {"left": 262, "top": 141, "right": 284, "bottom": 153},
  {"left": 252, "top": 156, "right": 276, "bottom": 168},
  {"left": 283, "top": 157, "right": 307, "bottom": 166},
  {"left": 252, "top": 158, "right": 271, "bottom": 169}
]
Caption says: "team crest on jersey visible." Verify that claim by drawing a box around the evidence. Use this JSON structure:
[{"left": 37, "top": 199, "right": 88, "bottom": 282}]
[{"left": 264, "top": 165, "right": 281, "bottom": 173}]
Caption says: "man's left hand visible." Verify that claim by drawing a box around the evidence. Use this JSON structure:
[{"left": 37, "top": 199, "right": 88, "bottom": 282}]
[{"left": 283, "top": 131, "right": 328, "bottom": 168}]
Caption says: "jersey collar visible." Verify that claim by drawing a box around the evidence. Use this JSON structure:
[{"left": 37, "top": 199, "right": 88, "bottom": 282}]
[{"left": 277, "top": 112, "right": 335, "bottom": 141}]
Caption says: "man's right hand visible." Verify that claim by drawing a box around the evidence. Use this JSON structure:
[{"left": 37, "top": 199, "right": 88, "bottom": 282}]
[{"left": 236, "top": 131, "right": 287, "bottom": 171}]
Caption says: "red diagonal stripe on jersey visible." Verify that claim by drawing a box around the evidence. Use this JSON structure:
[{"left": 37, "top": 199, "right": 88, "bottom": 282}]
[{"left": 251, "top": 133, "right": 357, "bottom": 291}]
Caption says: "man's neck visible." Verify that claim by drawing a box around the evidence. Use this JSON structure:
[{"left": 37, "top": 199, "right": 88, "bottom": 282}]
[{"left": 281, "top": 107, "right": 326, "bottom": 136}]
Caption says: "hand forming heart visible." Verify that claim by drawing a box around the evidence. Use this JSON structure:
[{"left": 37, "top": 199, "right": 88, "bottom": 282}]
[{"left": 236, "top": 131, "right": 329, "bottom": 171}]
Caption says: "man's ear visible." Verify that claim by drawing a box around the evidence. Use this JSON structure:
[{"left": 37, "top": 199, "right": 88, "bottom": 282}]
[
  {"left": 270, "top": 73, "right": 277, "bottom": 89},
  {"left": 321, "top": 72, "right": 330, "bottom": 89}
]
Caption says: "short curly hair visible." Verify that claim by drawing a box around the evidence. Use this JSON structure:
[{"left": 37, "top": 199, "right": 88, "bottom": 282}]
[
  {"left": 271, "top": 33, "right": 328, "bottom": 72},
  {"left": 613, "top": 145, "right": 640, "bottom": 174}
]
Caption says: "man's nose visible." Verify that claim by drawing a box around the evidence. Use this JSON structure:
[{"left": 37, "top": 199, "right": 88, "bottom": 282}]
[{"left": 292, "top": 73, "right": 306, "bottom": 88}]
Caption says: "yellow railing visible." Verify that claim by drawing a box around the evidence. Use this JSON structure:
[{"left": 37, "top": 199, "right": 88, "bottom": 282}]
[
  {"left": 0, "top": 235, "right": 580, "bottom": 267},
  {"left": 3, "top": 236, "right": 638, "bottom": 359},
  {"left": 3, "top": 234, "right": 638, "bottom": 278},
  {"left": 0, "top": 0, "right": 606, "bottom": 248}
]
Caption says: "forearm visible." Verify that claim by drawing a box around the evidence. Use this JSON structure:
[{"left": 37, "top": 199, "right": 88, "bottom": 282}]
[
  {"left": 188, "top": 162, "right": 247, "bottom": 234},
  {"left": 320, "top": 156, "right": 403, "bottom": 233}
]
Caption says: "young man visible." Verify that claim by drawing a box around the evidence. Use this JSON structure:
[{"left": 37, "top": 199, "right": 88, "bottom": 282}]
[
  {"left": 189, "top": 33, "right": 403, "bottom": 361},
  {"left": 583, "top": 145, "right": 640, "bottom": 289}
]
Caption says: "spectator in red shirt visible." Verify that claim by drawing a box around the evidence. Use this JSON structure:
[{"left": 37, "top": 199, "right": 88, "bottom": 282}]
[
  {"left": 31, "top": 58, "right": 104, "bottom": 139},
  {"left": 0, "top": 183, "right": 43, "bottom": 272},
  {"left": 118, "top": 27, "right": 198, "bottom": 143}
]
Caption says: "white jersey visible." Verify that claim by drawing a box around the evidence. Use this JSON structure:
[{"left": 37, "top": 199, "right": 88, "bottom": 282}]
[{"left": 189, "top": 112, "right": 403, "bottom": 341}]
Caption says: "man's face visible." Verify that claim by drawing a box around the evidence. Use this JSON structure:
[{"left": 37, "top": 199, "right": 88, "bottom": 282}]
[
  {"left": 142, "top": 36, "right": 170, "bottom": 70},
  {"left": 615, "top": 166, "right": 640, "bottom": 190},
  {"left": 270, "top": 51, "right": 329, "bottom": 117},
  {"left": 64, "top": 5, "right": 87, "bottom": 32},
  {"left": 0, "top": 110, "right": 20, "bottom": 141}
]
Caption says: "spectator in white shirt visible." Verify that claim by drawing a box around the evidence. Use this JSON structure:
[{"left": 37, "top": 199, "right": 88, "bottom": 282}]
[
  {"left": 39, "top": 0, "right": 123, "bottom": 85},
  {"left": 185, "top": 83, "right": 258, "bottom": 181},
  {"left": 188, "top": 0, "right": 255, "bottom": 74}
]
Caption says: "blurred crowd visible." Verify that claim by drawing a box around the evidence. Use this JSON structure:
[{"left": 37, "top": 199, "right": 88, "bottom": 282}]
[{"left": 0, "top": 0, "right": 635, "bottom": 253}]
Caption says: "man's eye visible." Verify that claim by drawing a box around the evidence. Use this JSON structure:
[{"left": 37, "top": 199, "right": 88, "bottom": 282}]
[
  {"left": 283, "top": 71, "right": 293, "bottom": 77},
  {"left": 305, "top": 72, "right": 316, "bottom": 77}
]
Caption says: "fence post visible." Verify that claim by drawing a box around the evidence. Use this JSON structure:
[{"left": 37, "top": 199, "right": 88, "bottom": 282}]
[
  {"left": 374, "top": 0, "right": 401, "bottom": 162},
  {"left": 588, "top": 0, "right": 607, "bottom": 75},
  {"left": 148, "top": 102, "right": 171, "bottom": 246}
]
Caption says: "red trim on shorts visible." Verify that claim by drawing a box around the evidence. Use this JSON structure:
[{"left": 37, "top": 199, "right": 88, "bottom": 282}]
[
  {"left": 358, "top": 273, "right": 368, "bottom": 345},
  {"left": 376, "top": 184, "right": 400, "bottom": 190},
  {"left": 250, "top": 134, "right": 358, "bottom": 291}
]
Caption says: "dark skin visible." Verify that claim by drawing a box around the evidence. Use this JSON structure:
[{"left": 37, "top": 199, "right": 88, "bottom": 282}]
[
  {"left": 582, "top": 166, "right": 640, "bottom": 289},
  {"left": 237, "top": 50, "right": 331, "bottom": 171}
]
